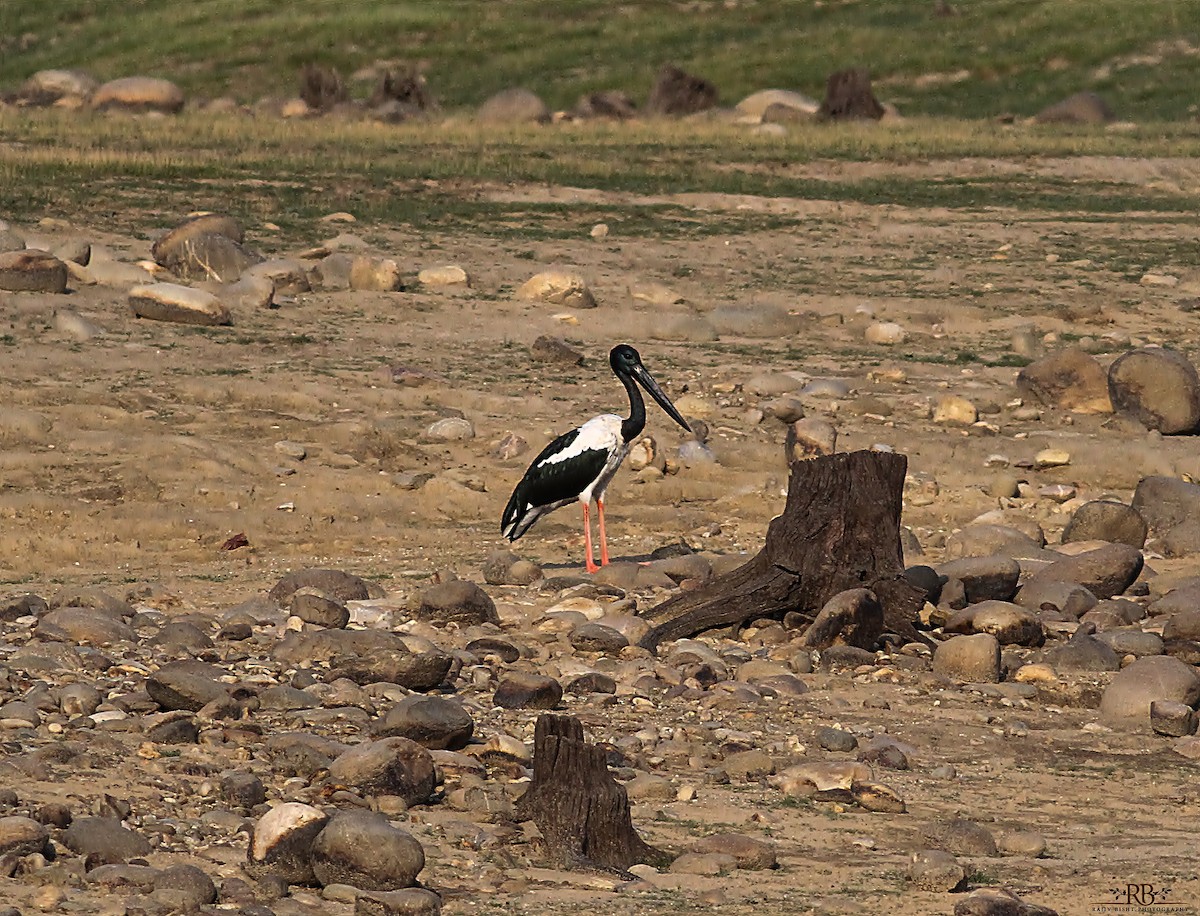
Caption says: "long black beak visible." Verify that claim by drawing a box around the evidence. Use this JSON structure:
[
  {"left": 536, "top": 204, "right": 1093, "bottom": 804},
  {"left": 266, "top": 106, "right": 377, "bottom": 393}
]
[{"left": 632, "top": 363, "right": 692, "bottom": 434}]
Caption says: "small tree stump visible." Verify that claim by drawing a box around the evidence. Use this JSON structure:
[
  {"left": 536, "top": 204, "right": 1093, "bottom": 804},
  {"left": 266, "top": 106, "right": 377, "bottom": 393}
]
[
  {"left": 514, "top": 714, "right": 666, "bottom": 872},
  {"left": 639, "top": 450, "right": 925, "bottom": 652},
  {"left": 818, "top": 67, "right": 885, "bottom": 121}
]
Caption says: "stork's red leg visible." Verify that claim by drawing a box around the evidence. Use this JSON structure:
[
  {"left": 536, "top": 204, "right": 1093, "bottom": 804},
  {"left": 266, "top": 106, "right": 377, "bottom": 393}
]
[
  {"left": 582, "top": 502, "right": 600, "bottom": 574},
  {"left": 598, "top": 497, "right": 610, "bottom": 567}
]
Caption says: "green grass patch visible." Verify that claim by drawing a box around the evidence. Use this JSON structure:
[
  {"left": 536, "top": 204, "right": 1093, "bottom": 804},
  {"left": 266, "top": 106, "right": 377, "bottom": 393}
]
[{"left": 2, "top": 0, "right": 1198, "bottom": 120}]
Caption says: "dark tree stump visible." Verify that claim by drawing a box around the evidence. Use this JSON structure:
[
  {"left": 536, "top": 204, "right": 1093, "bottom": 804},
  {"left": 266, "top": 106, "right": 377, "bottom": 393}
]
[
  {"left": 514, "top": 714, "right": 667, "bottom": 872},
  {"left": 818, "top": 67, "right": 885, "bottom": 121},
  {"left": 639, "top": 450, "right": 925, "bottom": 652}
]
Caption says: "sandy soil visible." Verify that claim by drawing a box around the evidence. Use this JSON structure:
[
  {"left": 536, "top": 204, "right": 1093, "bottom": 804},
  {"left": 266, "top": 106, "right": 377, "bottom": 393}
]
[{"left": 2, "top": 156, "right": 1200, "bottom": 914}]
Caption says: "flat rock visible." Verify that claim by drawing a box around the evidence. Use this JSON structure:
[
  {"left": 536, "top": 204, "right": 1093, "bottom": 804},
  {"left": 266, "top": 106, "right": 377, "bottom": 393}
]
[
  {"left": 1046, "top": 630, "right": 1121, "bottom": 671},
  {"left": 269, "top": 568, "right": 371, "bottom": 605},
  {"left": 1150, "top": 699, "right": 1196, "bottom": 737},
  {"left": 92, "top": 76, "right": 185, "bottom": 113},
  {"left": 944, "top": 524, "right": 1048, "bottom": 560},
  {"left": 734, "top": 88, "right": 818, "bottom": 121},
  {"left": 1035, "top": 90, "right": 1113, "bottom": 125},
  {"left": 355, "top": 888, "right": 443, "bottom": 916},
  {"left": 61, "top": 817, "right": 152, "bottom": 864},
  {"left": 416, "top": 579, "right": 498, "bottom": 625},
  {"left": 928, "top": 817, "right": 998, "bottom": 856},
  {"left": 1062, "top": 501, "right": 1147, "bottom": 548},
  {"left": 35, "top": 606, "right": 135, "bottom": 646},
  {"left": 1016, "top": 347, "right": 1112, "bottom": 413},
  {"left": 311, "top": 811, "right": 425, "bottom": 891},
  {"left": 1015, "top": 579, "right": 1096, "bottom": 619},
  {"left": 1100, "top": 655, "right": 1200, "bottom": 728},
  {"left": 693, "top": 832, "right": 777, "bottom": 869},
  {"left": 146, "top": 662, "right": 232, "bottom": 711},
  {"left": 17, "top": 68, "right": 97, "bottom": 105},
  {"left": 1108, "top": 347, "right": 1200, "bottom": 434},
  {"left": 954, "top": 887, "right": 1059, "bottom": 916},
  {"left": 275, "top": 629, "right": 452, "bottom": 691},
  {"left": 327, "top": 738, "right": 437, "bottom": 805},
  {"left": 517, "top": 270, "right": 596, "bottom": 308},
  {"left": 418, "top": 265, "right": 470, "bottom": 287},
  {"left": 129, "top": 282, "right": 231, "bottom": 326},
  {"left": 1022, "top": 543, "right": 1143, "bottom": 599},
  {"left": 290, "top": 589, "right": 350, "bottom": 628},
  {"left": 372, "top": 695, "right": 474, "bottom": 750},
  {"left": 933, "top": 633, "right": 1001, "bottom": 683},
  {"left": 938, "top": 555, "right": 1021, "bottom": 602},
  {"left": 1, "top": 248, "right": 70, "bottom": 296},
  {"left": 494, "top": 671, "right": 562, "bottom": 710}
]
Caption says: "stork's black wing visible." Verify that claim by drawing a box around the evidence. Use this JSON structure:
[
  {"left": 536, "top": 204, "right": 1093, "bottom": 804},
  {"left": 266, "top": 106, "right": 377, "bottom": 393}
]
[{"left": 501, "top": 428, "right": 610, "bottom": 539}]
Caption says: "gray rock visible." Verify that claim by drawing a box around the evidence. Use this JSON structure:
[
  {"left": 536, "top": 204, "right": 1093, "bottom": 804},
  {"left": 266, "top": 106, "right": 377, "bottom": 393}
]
[
  {"left": 60, "top": 683, "right": 102, "bottom": 717},
  {"left": 1096, "top": 628, "right": 1163, "bottom": 657},
  {"left": 311, "top": 811, "right": 425, "bottom": 891},
  {"left": 1134, "top": 476, "right": 1200, "bottom": 536},
  {"left": 267, "top": 733, "right": 347, "bottom": 778},
  {"left": 1045, "top": 629, "right": 1121, "bottom": 671},
  {"left": 355, "top": 887, "right": 443, "bottom": 916},
  {"left": 1163, "top": 610, "right": 1200, "bottom": 642},
  {"left": 564, "top": 671, "right": 617, "bottom": 694},
  {"left": 909, "top": 849, "right": 967, "bottom": 892},
  {"left": 494, "top": 671, "right": 562, "bottom": 709},
  {"left": 944, "top": 524, "right": 1047, "bottom": 560},
  {"left": 144, "top": 711, "right": 200, "bottom": 744},
  {"left": 1015, "top": 579, "right": 1097, "bottom": 619},
  {"left": 154, "top": 863, "right": 217, "bottom": 907},
  {"left": 275, "top": 629, "right": 452, "bottom": 691},
  {"left": 327, "top": 738, "right": 436, "bottom": 805},
  {"left": 247, "top": 802, "right": 329, "bottom": 885},
  {"left": 0, "top": 816, "right": 49, "bottom": 856},
  {"left": 570, "top": 622, "right": 629, "bottom": 653},
  {"left": 531, "top": 335, "right": 585, "bottom": 366},
  {"left": 269, "top": 568, "right": 372, "bottom": 606},
  {"left": 1151, "top": 699, "right": 1196, "bottom": 737},
  {"left": 786, "top": 417, "right": 837, "bottom": 461},
  {"left": 221, "top": 772, "right": 267, "bottom": 810},
  {"left": 816, "top": 726, "right": 858, "bottom": 752},
  {"left": 483, "top": 549, "right": 543, "bottom": 586},
  {"left": 928, "top": 817, "right": 998, "bottom": 856},
  {"left": 16, "top": 68, "right": 97, "bottom": 104},
  {"left": 372, "top": 695, "right": 474, "bottom": 750},
  {"left": 149, "top": 621, "right": 214, "bottom": 652},
  {"left": 465, "top": 636, "right": 521, "bottom": 664},
  {"left": 477, "top": 87, "right": 550, "bottom": 124},
  {"left": 62, "top": 817, "right": 152, "bottom": 864},
  {"left": 1016, "top": 347, "right": 1112, "bottom": 414},
  {"left": 416, "top": 580, "right": 499, "bottom": 626},
  {"left": 1022, "top": 543, "right": 1143, "bottom": 599},
  {"left": 290, "top": 589, "right": 350, "bottom": 628},
  {"left": 35, "top": 607, "right": 135, "bottom": 646},
  {"left": 129, "top": 282, "right": 232, "bottom": 326},
  {"left": 0, "top": 249, "right": 68, "bottom": 292},
  {"left": 858, "top": 736, "right": 911, "bottom": 770},
  {"left": 995, "top": 831, "right": 1047, "bottom": 858},
  {"left": 954, "top": 886, "right": 1060, "bottom": 916},
  {"left": 1100, "top": 655, "right": 1200, "bottom": 727},
  {"left": 933, "top": 633, "right": 1001, "bottom": 683},
  {"left": 938, "top": 556, "right": 1021, "bottom": 602},
  {"left": 801, "top": 588, "right": 883, "bottom": 650},
  {"left": 1108, "top": 347, "right": 1200, "bottom": 434},
  {"left": 146, "top": 662, "right": 231, "bottom": 711},
  {"left": 1062, "top": 501, "right": 1147, "bottom": 548}
]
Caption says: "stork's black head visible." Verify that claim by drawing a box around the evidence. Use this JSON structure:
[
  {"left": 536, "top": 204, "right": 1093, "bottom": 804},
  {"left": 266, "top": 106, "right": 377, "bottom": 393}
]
[
  {"left": 609, "top": 344, "right": 641, "bottom": 374},
  {"left": 608, "top": 343, "right": 691, "bottom": 435}
]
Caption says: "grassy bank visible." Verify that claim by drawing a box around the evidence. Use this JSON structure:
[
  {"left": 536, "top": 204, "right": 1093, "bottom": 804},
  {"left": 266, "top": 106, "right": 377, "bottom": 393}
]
[{"left": 2, "top": 1, "right": 1198, "bottom": 119}]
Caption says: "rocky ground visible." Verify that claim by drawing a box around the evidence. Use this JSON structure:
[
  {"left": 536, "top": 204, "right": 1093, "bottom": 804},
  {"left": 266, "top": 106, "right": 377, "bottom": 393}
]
[{"left": 2, "top": 155, "right": 1200, "bottom": 915}]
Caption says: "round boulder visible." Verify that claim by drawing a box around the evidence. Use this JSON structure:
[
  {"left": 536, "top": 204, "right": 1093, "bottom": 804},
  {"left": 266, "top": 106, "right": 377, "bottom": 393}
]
[
  {"left": 1100, "top": 655, "right": 1200, "bottom": 729},
  {"left": 1062, "top": 501, "right": 1147, "bottom": 548},
  {"left": 477, "top": 88, "right": 550, "bottom": 124},
  {"left": 372, "top": 695, "right": 474, "bottom": 750},
  {"left": 311, "top": 811, "right": 425, "bottom": 891},
  {"left": 327, "top": 738, "right": 437, "bottom": 805},
  {"left": 1107, "top": 347, "right": 1200, "bottom": 434},
  {"left": 247, "top": 802, "right": 329, "bottom": 885},
  {"left": 416, "top": 580, "right": 498, "bottom": 626},
  {"left": 932, "top": 633, "right": 1001, "bottom": 683}
]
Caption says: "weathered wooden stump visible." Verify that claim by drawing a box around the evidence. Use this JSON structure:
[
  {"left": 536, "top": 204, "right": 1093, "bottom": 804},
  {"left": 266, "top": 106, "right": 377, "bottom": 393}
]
[
  {"left": 514, "top": 714, "right": 666, "bottom": 872},
  {"left": 638, "top": 450, "right": 925, "bottom": 652},
  {"left": 818, "top": 67, "right": 885, "bottom": 121}
]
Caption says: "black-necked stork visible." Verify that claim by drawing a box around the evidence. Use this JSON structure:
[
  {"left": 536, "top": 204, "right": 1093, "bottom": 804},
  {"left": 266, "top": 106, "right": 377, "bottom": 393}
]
[{"left": 501, "top": 344, "right": 691, "bottom": 573}]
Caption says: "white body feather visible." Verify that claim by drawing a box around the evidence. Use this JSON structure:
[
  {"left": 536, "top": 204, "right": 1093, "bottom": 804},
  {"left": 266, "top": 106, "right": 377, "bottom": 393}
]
[{"left": 540, "top": 414, "right": 627, "bottom": 503}]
